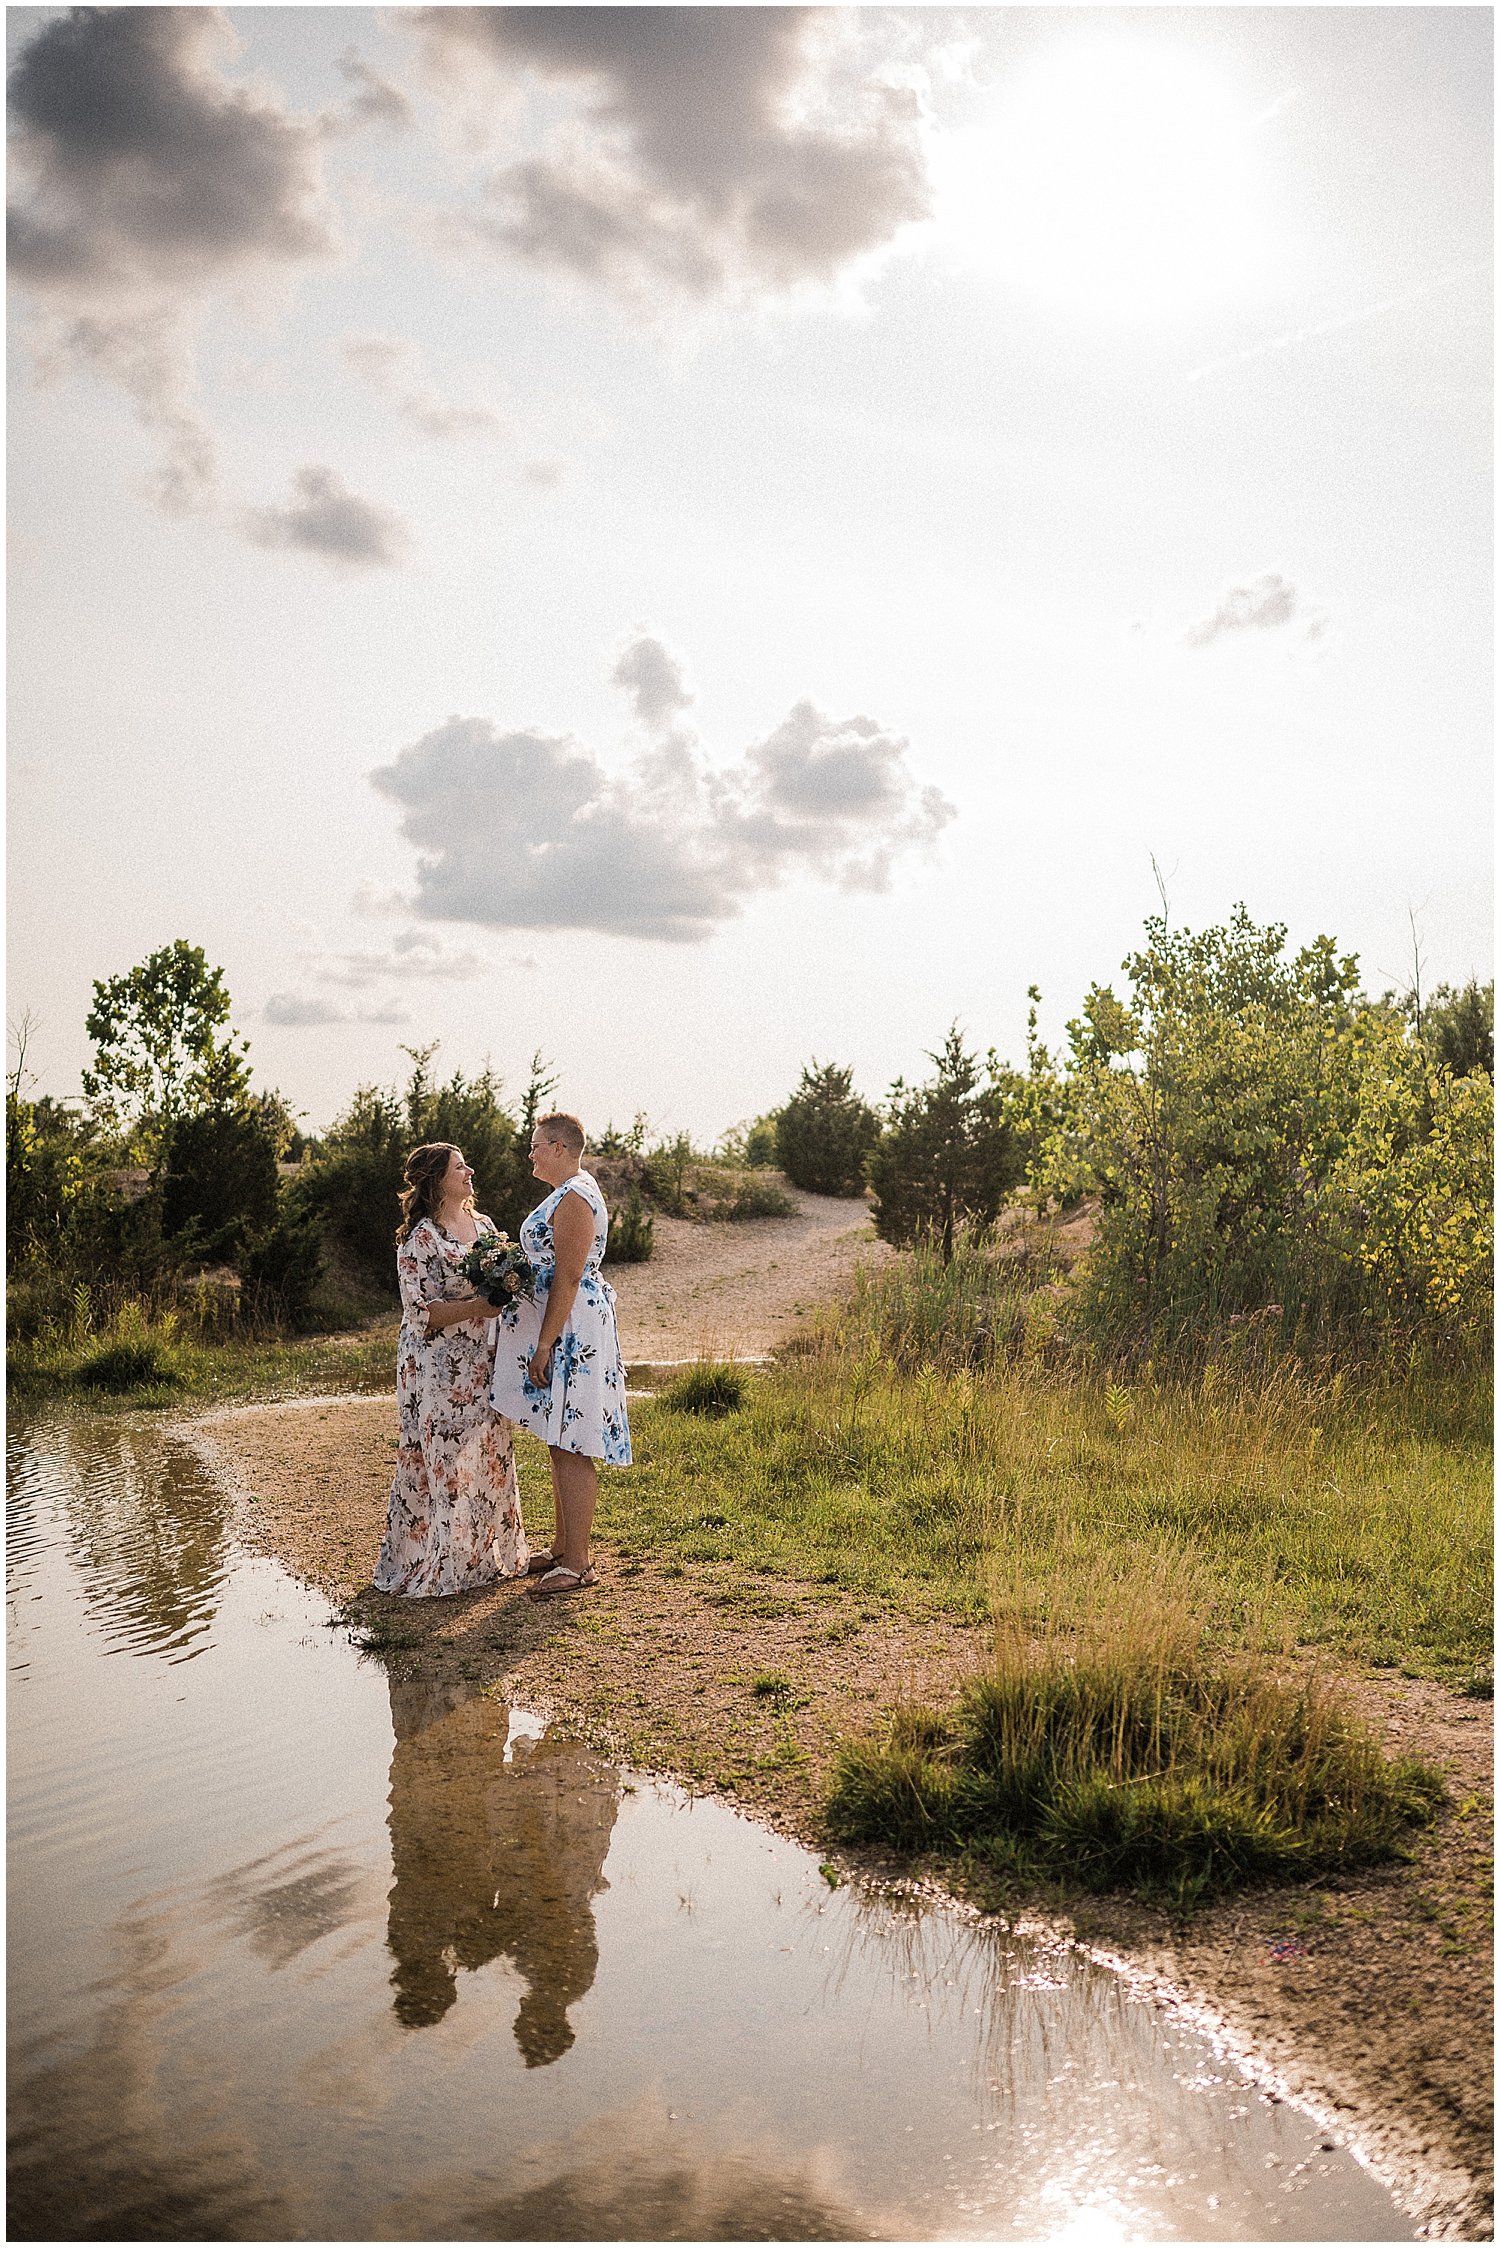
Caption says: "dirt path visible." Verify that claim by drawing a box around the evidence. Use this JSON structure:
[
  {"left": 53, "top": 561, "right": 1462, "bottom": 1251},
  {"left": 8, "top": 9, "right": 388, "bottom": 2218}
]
[{"left": 605, "top": 1188, "right": 893, "bottom": 1362}]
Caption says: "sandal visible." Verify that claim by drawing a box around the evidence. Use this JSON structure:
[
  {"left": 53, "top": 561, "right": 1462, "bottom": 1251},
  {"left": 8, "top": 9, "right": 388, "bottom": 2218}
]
[
  {"left": 526, "top": 1550, "right": 559, "bottom": 1575},
  {"left": 527, "top": 1564, "right": 597, "bottom": 1601}
]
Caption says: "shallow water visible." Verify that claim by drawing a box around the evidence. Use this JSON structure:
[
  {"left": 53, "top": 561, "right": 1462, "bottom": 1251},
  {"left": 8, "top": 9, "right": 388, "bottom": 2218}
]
[{"left": 8, "top": 1409, "right": 1412, "bottom": 2242}]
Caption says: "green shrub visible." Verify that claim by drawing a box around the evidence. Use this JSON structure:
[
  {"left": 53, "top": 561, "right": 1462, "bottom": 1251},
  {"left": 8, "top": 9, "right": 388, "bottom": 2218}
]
[
  {"left": 161, "top": 1098, "right": 280, "bottom": 1257},
  {"left": 715, "top": 1172, "right": 794, "bottom": 1221},
  {"left": 607, "top": 1189, "right": 655, "bottom": 1264},
  {"left": 73, "top": 1339, "right": 181, "bottom": 1392},
  {"left": 775, "top": 1062, "right": 878, "bottom": 1195},
  {"left": 294, "top": 1048, "right": 554, "bottom": 1288},
  {"left": 662, "top": 1363, "right": 747, "bottom": 1416},
  {"left": 239, "top": 1204, "right": 325, "bottom": 1329}
]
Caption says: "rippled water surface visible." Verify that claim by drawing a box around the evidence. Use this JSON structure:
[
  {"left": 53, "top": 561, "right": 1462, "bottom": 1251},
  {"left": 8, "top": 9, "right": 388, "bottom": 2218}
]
[{"left": 8, "top": 1410, "right": 1412, "bottom": 2241}]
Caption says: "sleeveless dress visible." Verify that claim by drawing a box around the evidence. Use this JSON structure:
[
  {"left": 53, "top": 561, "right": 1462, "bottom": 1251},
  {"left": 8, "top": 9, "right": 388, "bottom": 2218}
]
[
  {"left": 375, "top": 1213, "right": 530, "bottom": 1596},
  {"left": 489, "top": 1172, "right": 632, "bottom": 1466}
]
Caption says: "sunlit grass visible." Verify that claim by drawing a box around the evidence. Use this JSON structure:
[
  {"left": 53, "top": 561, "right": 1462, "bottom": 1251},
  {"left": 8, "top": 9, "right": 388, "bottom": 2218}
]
[{"left": 602, "top": 1347, "right": 1490, "bottom": 1683}]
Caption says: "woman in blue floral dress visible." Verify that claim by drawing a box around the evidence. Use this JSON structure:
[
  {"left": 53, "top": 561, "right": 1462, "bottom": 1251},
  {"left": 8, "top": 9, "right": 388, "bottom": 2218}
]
[{"left": 490, "top": 1113, "right": 630, "bottom": 1599}]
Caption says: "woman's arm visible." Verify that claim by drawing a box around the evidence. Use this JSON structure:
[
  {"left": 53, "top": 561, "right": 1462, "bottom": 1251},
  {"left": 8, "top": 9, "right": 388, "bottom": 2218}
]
[
  {"left": 398, "top": 1227, "right": 489, "bottom": 1336},
  {"left": 528, "top": 1191, "right": 592, "bottom": 1385}
]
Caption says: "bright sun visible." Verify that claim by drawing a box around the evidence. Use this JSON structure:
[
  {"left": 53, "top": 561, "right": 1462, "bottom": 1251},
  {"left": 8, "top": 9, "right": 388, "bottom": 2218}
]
[{"left": 937, "top": 41, "right": 1272, "bottom": 317}]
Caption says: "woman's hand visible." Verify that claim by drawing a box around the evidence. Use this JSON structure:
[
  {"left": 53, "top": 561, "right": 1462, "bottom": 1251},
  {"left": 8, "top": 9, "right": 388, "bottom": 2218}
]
[
  {"left": 528, "top": 1342, "right": 554, "bottom": 1389},
  {"left": 425, "top": 1291, "right": 488, "bottom": 1333}
]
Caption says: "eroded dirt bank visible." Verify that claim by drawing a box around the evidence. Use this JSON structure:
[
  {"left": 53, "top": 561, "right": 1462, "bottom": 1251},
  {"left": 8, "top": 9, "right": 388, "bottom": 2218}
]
[{"left": 192, "top": 1394, "right": 1494, "bottom": 2241}]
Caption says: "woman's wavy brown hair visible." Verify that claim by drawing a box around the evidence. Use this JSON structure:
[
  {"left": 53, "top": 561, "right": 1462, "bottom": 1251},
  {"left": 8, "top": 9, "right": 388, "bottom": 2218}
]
[{"left": 396, "top": 1141, "right": 469, "bottom": 1243}]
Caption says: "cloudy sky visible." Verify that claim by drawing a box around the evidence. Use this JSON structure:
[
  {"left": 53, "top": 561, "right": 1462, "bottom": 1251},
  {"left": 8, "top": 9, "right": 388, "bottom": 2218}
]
[{"left": 8, "top": 5, "right": 1491, "bottom": 1140}]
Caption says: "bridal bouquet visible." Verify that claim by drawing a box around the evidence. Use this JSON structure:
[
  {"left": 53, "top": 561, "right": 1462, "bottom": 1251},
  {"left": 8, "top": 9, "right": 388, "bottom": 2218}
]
[{"left": 460, "top": 1230, "right": 537, "bottom": 1308}]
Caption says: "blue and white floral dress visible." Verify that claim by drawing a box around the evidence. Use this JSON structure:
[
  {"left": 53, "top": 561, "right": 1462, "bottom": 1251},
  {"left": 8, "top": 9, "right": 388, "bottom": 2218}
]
[{"left": 490, "top": 1171, "right": 632, "bottom": 1466}]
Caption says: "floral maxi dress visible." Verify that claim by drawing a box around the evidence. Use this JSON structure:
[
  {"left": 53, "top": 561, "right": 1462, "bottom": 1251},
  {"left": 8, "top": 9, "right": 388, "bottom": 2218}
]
[
  {"left": 374, "top": 1214, "right": 530, "bottom": 1596},
  {"left": 489, "top": 1172, "right": 632, "bottom": 1466}
]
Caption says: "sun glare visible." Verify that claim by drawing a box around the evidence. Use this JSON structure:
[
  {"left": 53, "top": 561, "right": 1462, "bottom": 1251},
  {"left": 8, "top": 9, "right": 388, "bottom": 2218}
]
[{"left": 938, "top": 41, "right": 1271, "bottom": 317}]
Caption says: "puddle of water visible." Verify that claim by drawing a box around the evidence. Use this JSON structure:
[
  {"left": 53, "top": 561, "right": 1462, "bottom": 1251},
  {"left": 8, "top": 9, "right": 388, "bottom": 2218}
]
[{"left": 7, "top": 1411, "right": 1414, "bottom": 2242}]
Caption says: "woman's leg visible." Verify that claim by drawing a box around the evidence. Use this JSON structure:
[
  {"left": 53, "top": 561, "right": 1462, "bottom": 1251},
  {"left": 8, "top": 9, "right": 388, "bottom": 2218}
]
[{"left": 549, "top": 1447, "right": 598, "bottom": 1574}]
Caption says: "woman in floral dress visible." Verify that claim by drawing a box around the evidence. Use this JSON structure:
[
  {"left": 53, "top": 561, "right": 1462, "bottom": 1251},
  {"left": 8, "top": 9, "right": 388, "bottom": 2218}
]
[
  {"left": 490, "top": 1113, "right": 631, "bottom": 1600},
  {"left": 374, "top": 1142, "right": 530, "bottom": 1597}
]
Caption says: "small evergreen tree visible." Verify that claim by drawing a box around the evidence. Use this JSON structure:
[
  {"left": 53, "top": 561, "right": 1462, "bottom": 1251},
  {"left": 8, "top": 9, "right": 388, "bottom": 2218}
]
[
  {"left": 1424, "top": 980, "right": 1494, "bottom": 1080},
  {"left": 867, "top": 1027, "right": 1024, "bottom": 1258},
  {"left": 775, "top": 1062, "right": 880, "bottom": 1195}
]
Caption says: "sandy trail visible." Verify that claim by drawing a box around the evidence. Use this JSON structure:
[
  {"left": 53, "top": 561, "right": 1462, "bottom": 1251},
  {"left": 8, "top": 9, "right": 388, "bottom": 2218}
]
[{"left": 604, "top": 1188, "right": 893, "bottom": 1361}]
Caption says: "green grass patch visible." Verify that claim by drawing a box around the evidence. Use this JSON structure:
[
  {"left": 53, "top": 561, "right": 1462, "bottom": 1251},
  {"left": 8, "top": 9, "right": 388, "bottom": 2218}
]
[
  {"left": 827, "top": 1566, "right": 1445, "bottom": 1905},
  {"left": 600, "top": 1348, "right": 1490, "bottom": 1680},
  {"left": 8, "top": 1307, "right": 397, "bottom": 1411},
  {"left": 660, "top": 1363, "right": 748, "bottom": 1417}
]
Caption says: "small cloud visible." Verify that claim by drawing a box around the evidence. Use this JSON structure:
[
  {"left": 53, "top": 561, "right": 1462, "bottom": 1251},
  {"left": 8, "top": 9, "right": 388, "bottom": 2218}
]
[
  {"left": 7, "top": 9, "right": 334, "bottom": 295},
  {"left": 328, "top": 49, "right": 412, "bottom": 135},
  {"left": 245, "top": 466, "right": 410, "bottom": 568},
  {"left": 264, "top": 991, "right": 407, "bottom": 1027},
  {"left": 1186, "top": 572, "right": 1324, "bottom": 648},
  {"left": 343, "top": 332, "right": 503, "bottom": 441},
  {"left": 522, "top": 457, "right": 568, "bottom": 488},
  {"left": 612, "top": 633, "right": 694, "bottom": 736},
  {"left": 316, "top": 928, "right": 490, "bottom": 987}
]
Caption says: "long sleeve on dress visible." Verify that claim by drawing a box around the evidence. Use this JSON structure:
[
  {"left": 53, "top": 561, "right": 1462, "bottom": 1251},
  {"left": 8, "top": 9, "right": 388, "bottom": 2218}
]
[{"left": 397, "top": 1228, "right": 445, "bottom": 1336}]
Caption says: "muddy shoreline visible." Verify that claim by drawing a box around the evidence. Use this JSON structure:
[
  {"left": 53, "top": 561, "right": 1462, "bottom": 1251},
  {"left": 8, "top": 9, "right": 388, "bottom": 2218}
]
[{"left": 190, "top": 1393, "right": 1494, "bottom": 2241}]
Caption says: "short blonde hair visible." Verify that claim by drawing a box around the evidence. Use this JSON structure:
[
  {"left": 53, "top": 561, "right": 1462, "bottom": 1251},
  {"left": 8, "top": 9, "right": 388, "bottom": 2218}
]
[{"left": 535, "top": 1110, "right": 585, "bottom": 1157}]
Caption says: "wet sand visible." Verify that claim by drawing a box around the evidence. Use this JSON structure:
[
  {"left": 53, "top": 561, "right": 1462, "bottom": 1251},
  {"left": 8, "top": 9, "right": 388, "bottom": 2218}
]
[{"left": 191, "top": 1390, "right": 1493, "bottom": 2241}]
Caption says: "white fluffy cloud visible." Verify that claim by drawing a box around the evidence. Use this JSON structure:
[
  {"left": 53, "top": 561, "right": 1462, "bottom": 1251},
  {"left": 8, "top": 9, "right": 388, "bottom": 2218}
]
[
  {"left": 415, "top": 7, "right": 930, "bottom": 303},
  {"left": 370, "top": 640, "right": 954, "bottom": 942}
]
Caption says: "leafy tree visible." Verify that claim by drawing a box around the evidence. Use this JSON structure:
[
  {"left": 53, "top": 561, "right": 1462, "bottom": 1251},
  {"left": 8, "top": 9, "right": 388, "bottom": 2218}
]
[
  {"left": 775, "top": 1062, "right": 880, "bottom": 1196},
  {"left": 1033, "top": 906, "right": 1494, "bottom": 1349},
  {"left": 867, "top": 1027, "right": 1025, "bottom": 1259},
  {"left": 82, "top": 941, "right": 249, "bottom": 1159},
  {"left": 295, "top": 1046, "right": 554, "bottom": 1286}
]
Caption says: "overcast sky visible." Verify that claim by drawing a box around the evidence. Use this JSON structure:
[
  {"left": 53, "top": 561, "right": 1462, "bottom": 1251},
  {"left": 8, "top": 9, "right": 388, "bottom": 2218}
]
[{"left": 8, "top": 4, "right": 1492, "bottom": 1140}]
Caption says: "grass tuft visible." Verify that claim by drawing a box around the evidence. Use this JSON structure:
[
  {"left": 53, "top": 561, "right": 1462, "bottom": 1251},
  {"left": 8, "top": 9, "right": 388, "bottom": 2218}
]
[
  {"left": 73, "top": 1340, "right": 182, "bottom": 1393},
  {"left": 661, "top": 1363, "right": 748, "bottom": 1417},
  {"left": 827, "top": 1561, "right": 1444, "bottom": 1905}
]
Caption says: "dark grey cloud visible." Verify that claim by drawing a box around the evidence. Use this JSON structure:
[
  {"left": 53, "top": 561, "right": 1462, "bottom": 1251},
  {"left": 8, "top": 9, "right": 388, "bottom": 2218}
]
[
  {"left": 343, "top": 333, "right": 503, "bottom": 440},
  {"left": 8, "top": 8, "right": 337, "bottom": 516},
  {"left": 245, "top": 466, "right": 410, "bottom": 568},
  {"left": 612, "top": 634, "right": 693, "bottom": 734},
  {"left": 1187, "top": 572, "right": 1324, "bottom": 648},
  {"left": 264, "top": 992, "right": 406, "bottom": 1028},
  {"left": 7, "top": 8, "right": 334, "bottom": 294},
  {"left": 370, "top": 669, "right": 954, "bottom": 943},
  {"left": 416, "top": 7, "right": 929, "bottom": 299}
]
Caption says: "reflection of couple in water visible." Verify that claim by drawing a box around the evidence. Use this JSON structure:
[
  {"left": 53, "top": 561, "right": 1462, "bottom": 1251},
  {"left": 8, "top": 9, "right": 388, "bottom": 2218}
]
[{"left": 383, "top": 1681, "right": 618, "bottom": 2066}]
